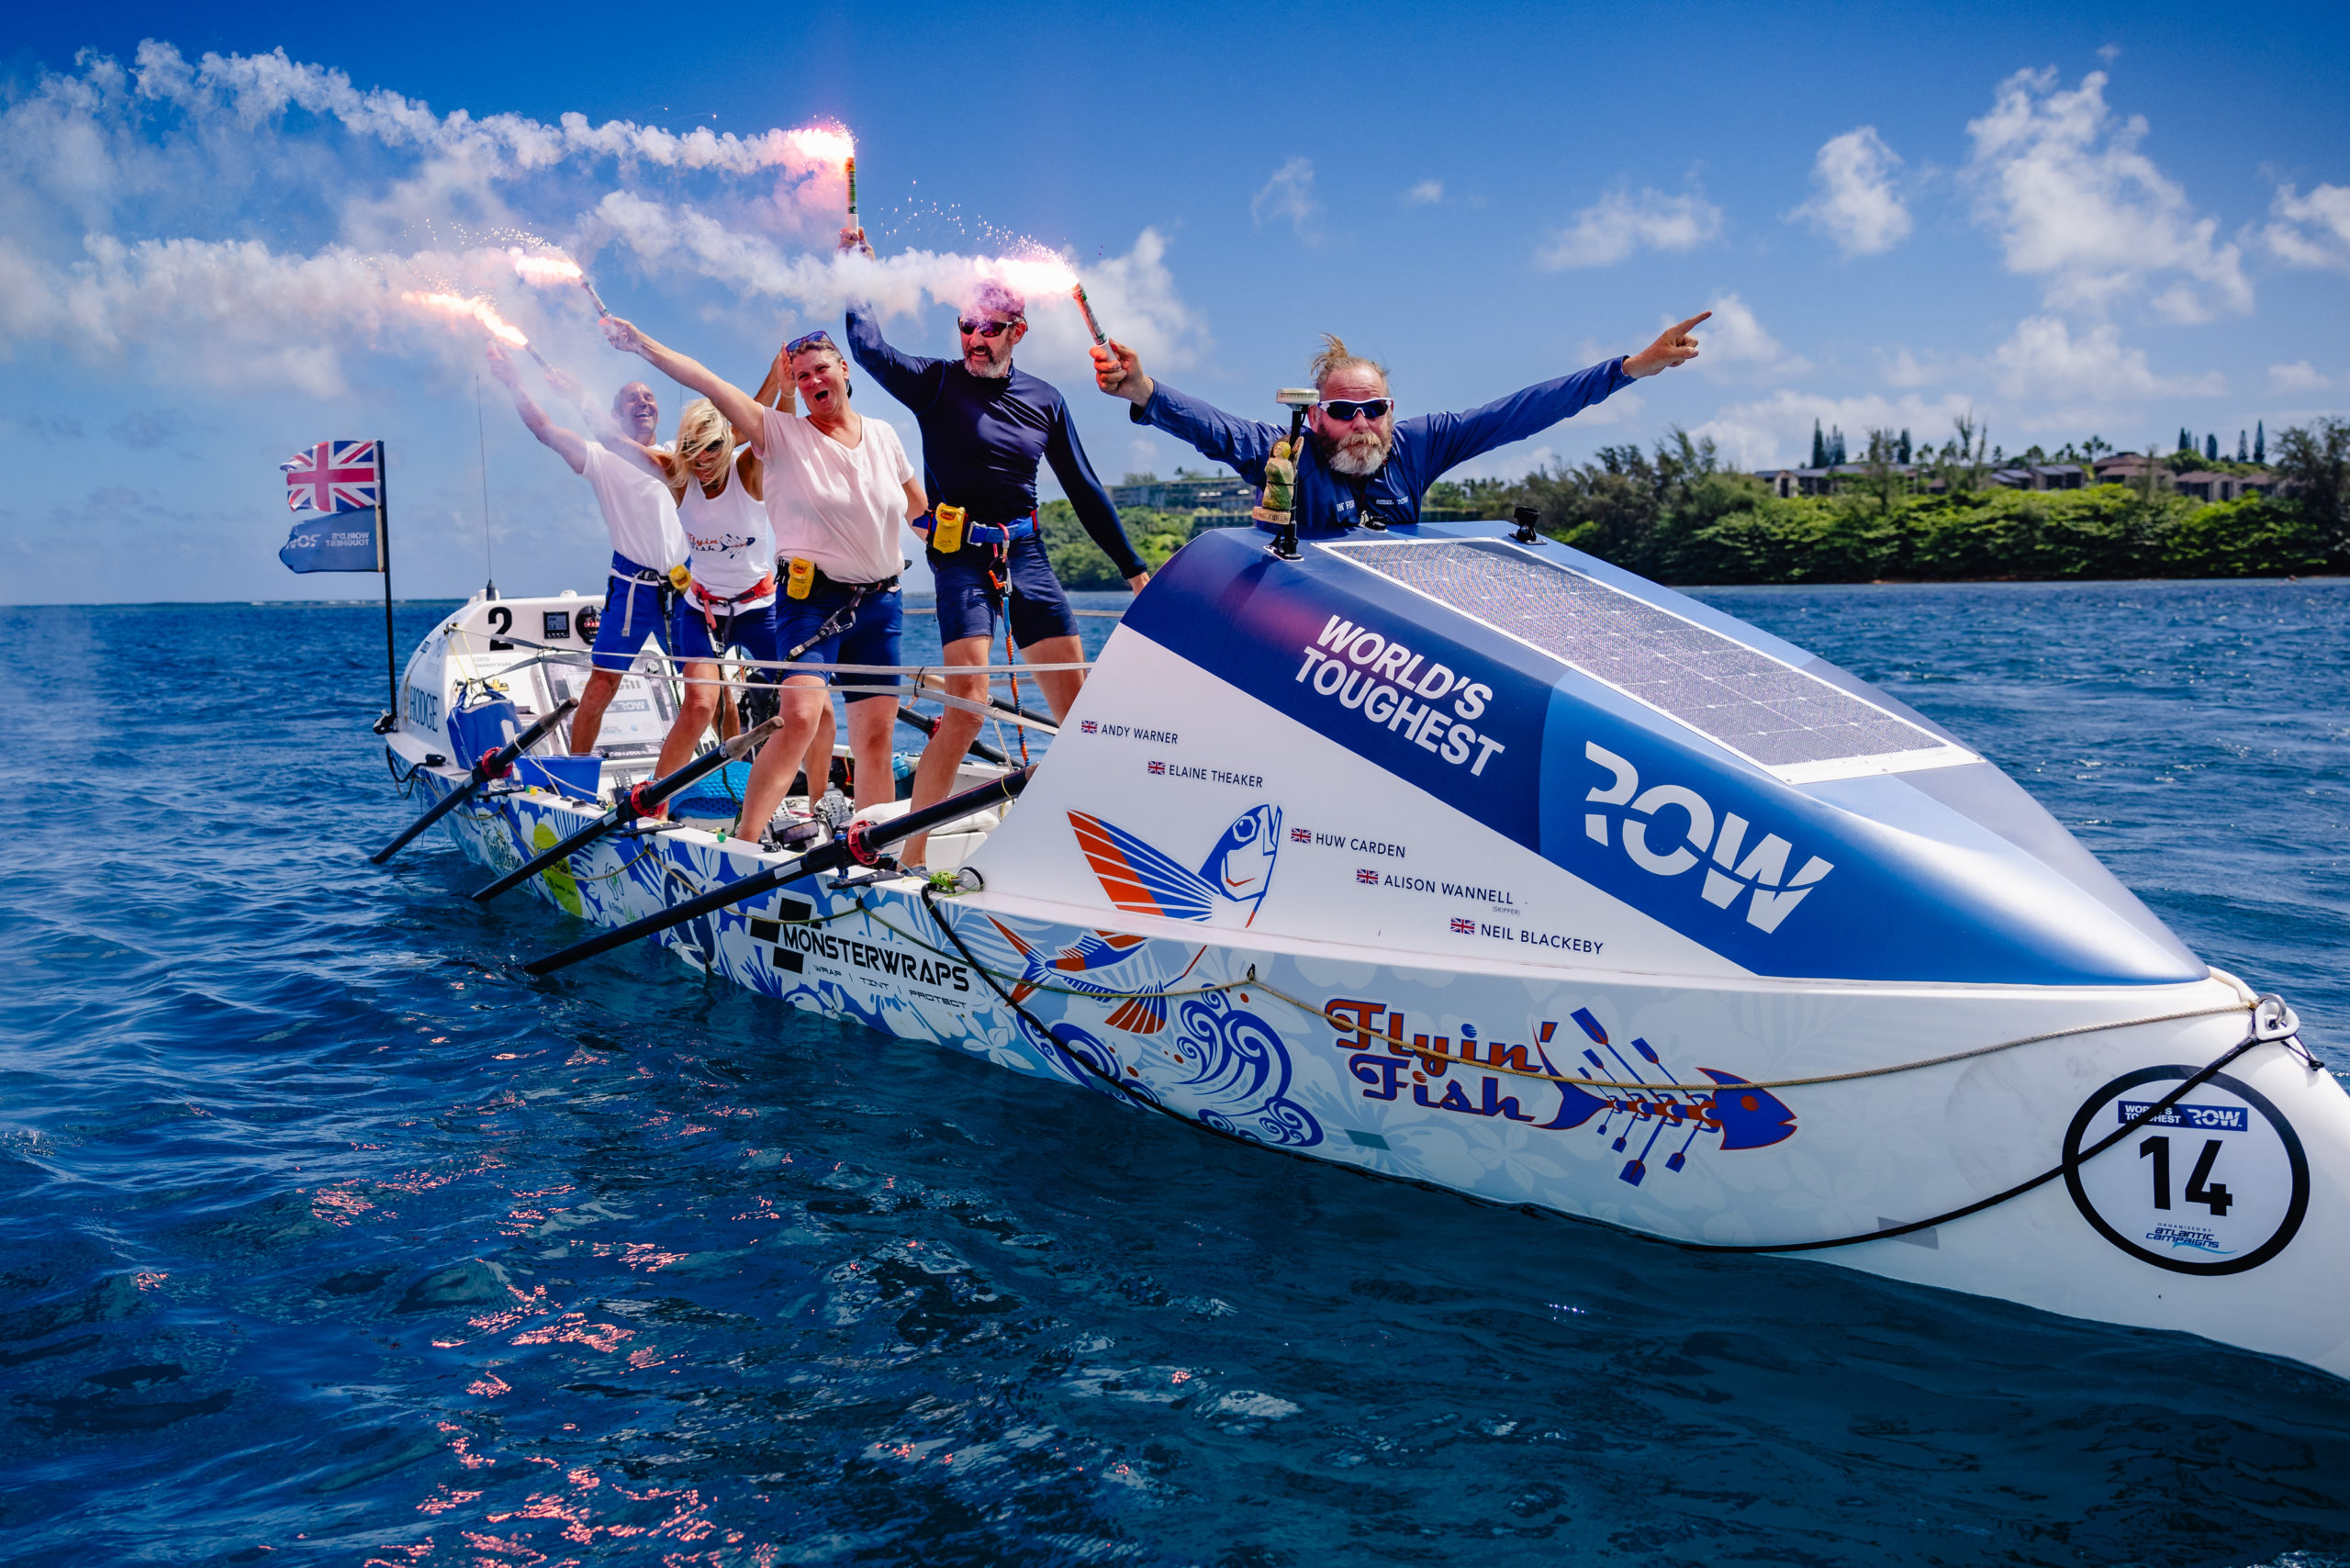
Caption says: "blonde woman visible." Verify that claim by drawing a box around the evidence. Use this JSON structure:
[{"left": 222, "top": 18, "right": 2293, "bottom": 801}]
[{"left": 604, "top": 392, "right": 783, "bottom": 790}]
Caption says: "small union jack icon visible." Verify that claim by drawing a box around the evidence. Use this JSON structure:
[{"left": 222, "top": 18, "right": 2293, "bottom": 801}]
[
  {"left": 1080, "top": 720, "right": 1098, "bottom": 734},
  {"left": 1357, "top": 868, "right": 1381, "bottom": 885},
  {"left": 1450, "top": 917, "right": 1477, "bottom": 934},
  {"left": 1147, "top": 759, "right": 1165, "bottom": 775},
  {"left": 1290, "top": 827, "right": 1311, "bottom": 844}
]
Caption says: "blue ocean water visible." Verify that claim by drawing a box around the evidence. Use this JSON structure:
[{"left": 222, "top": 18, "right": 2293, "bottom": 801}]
[{"left": 1, "top": 579, "right": 2346, "bottom": 1567}]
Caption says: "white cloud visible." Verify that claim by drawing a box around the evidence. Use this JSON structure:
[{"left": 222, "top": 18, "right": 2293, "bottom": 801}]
[
  {"left": 2268, "top": 361, "right": 2333, "bottom": 393},
  {"left": 1964, "top": 69, "right": 2249, "bottom": 321},
  {"left": 1402, "top": 179, "right": 1443, "bottom": 207},
  {"left": 1251, "top": 156, "right": 1321, "bottom": 241},
  {"left": 1538, "top": 185, "right": 1722, "bottom": 269},
  {"left": 1989, "top": 315, "right": 2224, "bottom": 401},
  {"left": 2261, "top": 184, "right": 2350, "bottom": 273},
  {"left": 1684, "top": 294, "right": 1809, "bottom": 382},
  {"left": 1880, "top": 347, "right": 1943, "bottom": 387},
  {"left": 1790, "top": 127, "right": 1911, "bottom": 257},
  {"left": 1692, "top": 389, "right": 1975, "bottom": 470}
]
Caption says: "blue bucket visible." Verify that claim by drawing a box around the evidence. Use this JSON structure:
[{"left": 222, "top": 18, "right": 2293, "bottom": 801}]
[
  {"left": 446, "top": 698, "right": 521, "bottom": 765},
  {"left": 514, "top": 755, "right": 604, "bottom": 801},
  {"left": 666, "top": 759, "right": 754, "bottom": 820}
]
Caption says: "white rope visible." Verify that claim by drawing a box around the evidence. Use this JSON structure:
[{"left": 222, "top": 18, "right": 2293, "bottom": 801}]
[{"left": 447, "top": 630, "right": 1091, "bottom": 678}]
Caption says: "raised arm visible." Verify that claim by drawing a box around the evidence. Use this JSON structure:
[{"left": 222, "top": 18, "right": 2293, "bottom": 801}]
[
  {"left": 1044, "top": 398, "right": 1148, "bottom": 588},
  {"left": 844, "top": 302, "right": 943, "bottom": 413},
  {"left": 599, "top": 317, "right": 770, "bottom": 456},
  {"left": 486, "top": 343, "right": 587, "bottom": 474},
  {"left": 1409, "top": 311, "right": 1709, "bottom": 478}
]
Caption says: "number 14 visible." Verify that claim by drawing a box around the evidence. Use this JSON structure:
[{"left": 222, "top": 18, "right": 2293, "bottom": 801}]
[{"left": 2141, "top": 1136, "right": 2232, "bottom": 1216}]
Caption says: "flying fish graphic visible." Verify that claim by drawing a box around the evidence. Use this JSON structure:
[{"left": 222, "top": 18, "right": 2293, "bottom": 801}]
[
  {"left": 980, "top": 922, "right": 1192, "bottom": 1035},
  {"left": 1068, "top": 804, "right": 1282, "bottom": 926}
]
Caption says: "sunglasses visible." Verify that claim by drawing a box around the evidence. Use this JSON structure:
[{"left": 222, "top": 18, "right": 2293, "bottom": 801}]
[
  {"left": 957, "top": 317, "right": 1024, "bottom": 339},
  {"left": 786, "top": 330, "right": 836, "bottom": 355},
  {"left": 1318, "top": 398, "right": 1393, "bottom": 422}
]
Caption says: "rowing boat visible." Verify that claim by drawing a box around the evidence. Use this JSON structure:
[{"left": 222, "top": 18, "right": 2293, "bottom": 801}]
[{"left": 379, "top": 521, "right": 2348, "bottom": 1379}]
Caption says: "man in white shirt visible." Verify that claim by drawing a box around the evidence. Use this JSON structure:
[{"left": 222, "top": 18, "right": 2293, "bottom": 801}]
[
  {"left": 486, "top": 344, "right": 685, "bottom": 756},
  {"left": 600, "top": 319, "right": 925, "bottom": 841}
]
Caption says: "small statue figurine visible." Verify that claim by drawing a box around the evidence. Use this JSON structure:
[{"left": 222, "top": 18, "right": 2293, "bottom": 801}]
[{"left": 1251, "top": 436, "right": 1297, "bottom": 524}]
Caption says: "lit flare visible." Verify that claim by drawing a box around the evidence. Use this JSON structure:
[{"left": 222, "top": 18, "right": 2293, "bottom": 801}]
[
  {"left": 509, "top": 252, "right": 583, "bottom": 286},
  {"left": 405, "top": 290, "right": 551, "bottom": 369}
]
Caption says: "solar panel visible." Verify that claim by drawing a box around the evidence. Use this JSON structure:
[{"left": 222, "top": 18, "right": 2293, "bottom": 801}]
[{"left": 1324, "top": 539, "right": 1970, "bottom": 779}]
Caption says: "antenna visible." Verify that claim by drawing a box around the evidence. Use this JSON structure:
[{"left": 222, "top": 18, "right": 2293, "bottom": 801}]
[{"left": 474, "top": 375, "right": 498, "bottom": 599}]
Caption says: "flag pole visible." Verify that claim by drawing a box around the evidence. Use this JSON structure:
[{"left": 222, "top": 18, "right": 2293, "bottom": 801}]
[{"left": 377, "top": 442, "right": 397, "bottom": 728}]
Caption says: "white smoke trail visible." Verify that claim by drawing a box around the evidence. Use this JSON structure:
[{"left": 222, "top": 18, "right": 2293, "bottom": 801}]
[{"left": 0, "top": 43, "right": 1205, "bottom": 396}]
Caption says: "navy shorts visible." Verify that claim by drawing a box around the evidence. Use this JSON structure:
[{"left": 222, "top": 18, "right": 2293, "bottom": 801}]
[
  {"left": 669, "top": 595, "right": 781, "bottom": 683},
  {"left": 775, "top": 582, "right": 904, "bottom": 697},
  {"left": 931, "top": 533, "right": 1079, "bottom": 647},
  {"left": 592, "top": 554, "right": 672, "bottom": 674}
]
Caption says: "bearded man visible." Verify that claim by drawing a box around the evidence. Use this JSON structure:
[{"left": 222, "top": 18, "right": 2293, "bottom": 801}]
[{"left": 1090, "top": 315, "right": 1711, "bottom": 537}]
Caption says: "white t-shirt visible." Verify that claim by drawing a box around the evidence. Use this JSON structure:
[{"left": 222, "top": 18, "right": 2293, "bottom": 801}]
[
  {"left": 580, "top": 441, "right": 685, "bottom": 573},
  {"left": 677, "top": 456, "right": 776, "bottom": 607},
  {"left": 761, "top": 407, "right": 915, "bottom": 584}
]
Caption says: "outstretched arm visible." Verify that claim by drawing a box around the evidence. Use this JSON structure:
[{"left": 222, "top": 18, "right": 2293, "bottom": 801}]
[
  {"left": 600, "top": 317, "right": 769, "bottom": 456},
  {"left": 1093, "top": 337, "right": 1280, "bottom": 484},
  {"left": 1408, "top": 308, "right": 1712, "bottom": 479},
  {"left": 486, "top": 344, "right": 588, "bottom": 474}
]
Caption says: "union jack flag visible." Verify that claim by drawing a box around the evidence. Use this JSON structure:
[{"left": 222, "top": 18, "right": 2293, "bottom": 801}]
[
  {"left": 281, "top": 439, "right": 380, "bottom": 514},
  {"left": 1357, "top": 868, "right": 1381, "bottom": 885},
  {"left": 1080, "top": 720, "right": 1098, "bottom": 734},
  {"left": 1147, "top": 760, "right": 1165, "bottom": 775},
  {"left": 1290, "top": 827, "right": 1311, "bottom": 844},
  {"left": 1450, "top": 917, "right": 1477, "bottom": 934}
]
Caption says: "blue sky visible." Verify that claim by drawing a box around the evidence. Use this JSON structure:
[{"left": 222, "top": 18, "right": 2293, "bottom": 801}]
[{"left": 3, "top": 1, "right": 2345, "bottom": 603}]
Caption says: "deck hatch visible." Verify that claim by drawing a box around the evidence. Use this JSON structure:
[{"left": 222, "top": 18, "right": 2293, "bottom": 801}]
[{"left": 1323, "top": 538, "right": 1971, "bottom": 780}]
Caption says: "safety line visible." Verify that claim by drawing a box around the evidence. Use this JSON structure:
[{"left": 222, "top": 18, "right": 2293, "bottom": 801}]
[{"left": 1237, "top": 981, "right": 2250, "bottom": 1093}]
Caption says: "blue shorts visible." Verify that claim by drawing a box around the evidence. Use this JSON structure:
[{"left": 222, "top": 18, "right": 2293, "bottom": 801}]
[
  {"left": 777, "top": 582, "right": 904, "bottom": 697},
  {"left": 932, "top": 533, "right": 1079, "bottom": 647},
  {"left": 669, "top": 595, "right": 782, "bottom": 683},
  {"left": 591, "top": 554, "right": 672, "bottom": 673}
]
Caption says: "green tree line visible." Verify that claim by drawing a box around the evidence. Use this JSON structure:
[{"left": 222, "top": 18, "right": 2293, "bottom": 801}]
[{"left": 1034, "top": 417, "right": 2349, "bottom": 587}]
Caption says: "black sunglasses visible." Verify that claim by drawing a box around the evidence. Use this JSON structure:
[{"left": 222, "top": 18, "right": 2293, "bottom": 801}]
[
  {"left": 957, "top": 317, "right": 1024, "bottom": 339},
  {"left": 786, "top": 330, "right": 836, "bottom": 355},
  {"left": 1318, "top": 398, "right": 1393, "bottom": 422}
]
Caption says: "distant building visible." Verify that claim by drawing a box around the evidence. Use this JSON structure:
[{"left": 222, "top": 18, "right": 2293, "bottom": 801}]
[
  {"left": 1110, "top": 474, "right": 1258, "bottom": 511},
  {"left": 2173, "top": 470, "right": 2276, "bottom": 503}
]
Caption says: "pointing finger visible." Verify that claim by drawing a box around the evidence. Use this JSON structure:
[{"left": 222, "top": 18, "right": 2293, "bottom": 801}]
[{"left": 1671, "top": 311, "right": 1713, "bottom": 336}]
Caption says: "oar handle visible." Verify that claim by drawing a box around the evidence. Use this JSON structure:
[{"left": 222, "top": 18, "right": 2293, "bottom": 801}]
[
  {"left": 371, "top": 699, "right": 578, "bottom": 865},
  {"left": 523, "top": 765, "right": 1033, "bottom": 976},
  {"left": 470, "top": 717, "right": 782, "bottom": 902},
  {"left": 894, "top": 703, "right": 1010, "bottom": 766}
]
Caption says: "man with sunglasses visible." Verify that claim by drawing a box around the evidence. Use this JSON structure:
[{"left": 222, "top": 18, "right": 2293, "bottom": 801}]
[
  {"left": 840, "top": 224, "right": 1147, "bottom": 869},
  {"left": 1089, "top": 314, "right": 1713, "bottom": 536}
]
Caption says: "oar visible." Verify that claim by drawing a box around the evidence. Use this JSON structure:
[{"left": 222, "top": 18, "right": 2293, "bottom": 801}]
[
  {"left": 894, "top": 703, "right": 1010, "bottom": 766},
  {"left": 372, "top": 700, "right": 578, "bottom": 865},
  {"left": 523, "top": 765, "right": 1033, "bottom": 977},
  {"left": 912, "top": 671, "right": 1058, "bottom": 732},
  {"left": 470, "top": 716, "right": 785, "bottom": 903}
]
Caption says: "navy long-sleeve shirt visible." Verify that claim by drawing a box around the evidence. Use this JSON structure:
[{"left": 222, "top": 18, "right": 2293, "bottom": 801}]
[
  {"left": 1127, "top": 358, "right": 1638, "bottom": 536},
  {"left": 846, "top": 305, "right": 1145, "bottom": 578}
]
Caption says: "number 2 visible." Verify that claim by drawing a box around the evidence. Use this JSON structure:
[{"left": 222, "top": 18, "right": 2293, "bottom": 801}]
[{"left": 487, "top": 604, "right": 514, "bottom": 650}]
